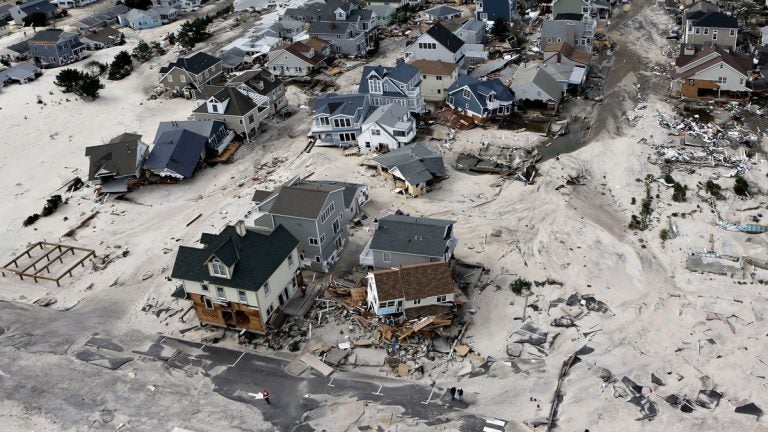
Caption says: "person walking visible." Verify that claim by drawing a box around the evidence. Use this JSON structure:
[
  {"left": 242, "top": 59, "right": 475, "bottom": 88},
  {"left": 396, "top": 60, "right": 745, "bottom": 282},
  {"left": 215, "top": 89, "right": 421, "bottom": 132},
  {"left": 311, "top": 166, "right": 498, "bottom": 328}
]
[
  {"left": 300, "top": 285, "right": 307, "bottom": 297},
  {"left": 449, "top": 387, "right": 457, "bottom": 400},
  {"left": 457, "top": 388, "right": 463, "bottom": 401},
  {"left": 262, "top": 389, "right": 270, "bottom": 405}
]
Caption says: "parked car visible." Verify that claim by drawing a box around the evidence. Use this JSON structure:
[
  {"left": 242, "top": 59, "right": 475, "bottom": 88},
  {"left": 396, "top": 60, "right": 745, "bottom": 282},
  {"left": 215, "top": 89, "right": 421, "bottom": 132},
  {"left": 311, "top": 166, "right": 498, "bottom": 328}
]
[{"left": 667, "top": 28, "right": 681, "bottom": 39}]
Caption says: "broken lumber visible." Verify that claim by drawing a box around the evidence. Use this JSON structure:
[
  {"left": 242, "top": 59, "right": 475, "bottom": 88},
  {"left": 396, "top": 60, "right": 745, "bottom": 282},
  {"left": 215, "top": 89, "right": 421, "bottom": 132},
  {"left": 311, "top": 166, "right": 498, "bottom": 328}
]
[
  {"left": 185, "top": 213, "right": 202, "bottom": 227},
  {"left": 63, "top": 211, "right": 99, "bottom": 237}
]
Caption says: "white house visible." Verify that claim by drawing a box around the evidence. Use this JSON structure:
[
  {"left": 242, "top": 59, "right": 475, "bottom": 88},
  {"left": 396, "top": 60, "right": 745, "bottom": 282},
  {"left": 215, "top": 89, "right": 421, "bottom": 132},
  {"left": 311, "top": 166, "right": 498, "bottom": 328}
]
[
  {"left": 366, "top": 261, "right": 455, "bottom": 317},
  {"left": 404, "top": 23, "right": 466, "bottom": 66},
  {"left": 358, "top": 103, "right": 417, "bottom": 153}
]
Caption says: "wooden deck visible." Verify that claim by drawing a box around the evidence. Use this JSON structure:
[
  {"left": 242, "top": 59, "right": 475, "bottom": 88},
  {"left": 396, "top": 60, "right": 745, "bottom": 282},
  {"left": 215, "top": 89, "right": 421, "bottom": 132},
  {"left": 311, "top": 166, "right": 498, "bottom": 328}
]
[{"left": 207, "top": 141, "right": 242, "bottom": 164}]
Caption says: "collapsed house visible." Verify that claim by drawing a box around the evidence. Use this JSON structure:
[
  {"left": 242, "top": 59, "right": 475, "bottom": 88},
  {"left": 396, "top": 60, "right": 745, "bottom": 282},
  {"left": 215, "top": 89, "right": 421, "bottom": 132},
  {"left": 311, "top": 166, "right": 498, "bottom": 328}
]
[
  {"left": 84, "top": 133, "right": 148, "bottom": 193},
  {"left": 366, "top": 261, "right": 456, "bottom": 318},
  {"left": 171, "top": 222, "right": 303, "bottom": 334},
  {"left": 359, "top": 214, "right": 458, "bottom": 269},
  {"left": 370, "top": 143, "right": 446, "bottom": 197}
]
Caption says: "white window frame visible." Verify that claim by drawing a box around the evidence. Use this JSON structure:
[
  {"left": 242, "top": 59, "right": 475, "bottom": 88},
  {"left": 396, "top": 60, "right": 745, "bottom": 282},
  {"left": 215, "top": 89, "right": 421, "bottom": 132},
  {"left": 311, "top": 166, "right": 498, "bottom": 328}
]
[
  {"left": 369, "top": 79, "right": 382, "bottom": 93},
  {"left": 436, "top": 294, "right": 447, "bottom": 302},
  {"left": 263, "top": 281, "right": 270, "bottom": 295},
  {"left": 216, "top": 287, "right": 226, "bottom": 300},
  {"left": 383, "top": 252, "right": 391, "bottom": 263},
  {"left": 204, "top": 297, "right": 214, "bottom": 309},
  {"left": 309, "top": 237, "right": 319, "bottom": 245},
  {"left": 238, "top": 290, "right": 247, "bottom": 303}
]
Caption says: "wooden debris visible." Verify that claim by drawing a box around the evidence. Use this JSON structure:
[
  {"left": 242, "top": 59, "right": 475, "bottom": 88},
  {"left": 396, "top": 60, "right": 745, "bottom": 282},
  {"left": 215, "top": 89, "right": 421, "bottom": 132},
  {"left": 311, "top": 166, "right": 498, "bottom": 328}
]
[
  {"left": 397, "top": 363, "right": 409, "bottom": 377},
  {"left": 454, "top": 345, "right": 471, "bottom": 357}
]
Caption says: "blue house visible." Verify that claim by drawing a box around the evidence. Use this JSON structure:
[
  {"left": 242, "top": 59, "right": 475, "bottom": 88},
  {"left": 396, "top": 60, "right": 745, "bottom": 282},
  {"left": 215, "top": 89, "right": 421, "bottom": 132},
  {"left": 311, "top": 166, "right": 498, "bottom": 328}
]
[
  {"left": 358, "top": 62, "right": 425, "bottom": 114},
  {"left": 117, "top": 8, "right": 162, "bottom": 30},
  {"left": 309, "top": 93, "right": 371, "bottom": 147},
  {"left": 475, "top": 0, "right": 516, "bottom": 22},
  {"left": 446, "top": 75, "right": 515, "bottom": 121}
]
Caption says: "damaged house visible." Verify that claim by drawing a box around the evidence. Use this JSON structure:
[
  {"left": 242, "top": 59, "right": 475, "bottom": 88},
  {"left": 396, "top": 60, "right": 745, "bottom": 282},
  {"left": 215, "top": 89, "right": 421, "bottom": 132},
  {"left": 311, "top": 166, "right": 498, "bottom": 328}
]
[
  {"left": 409, "top": 59, "right": 459, "bottom": 103},
  {"left": 153, "top": 120, "right": 235, "bottom": 157},
  {"left": 265, "top": 38, "right": 330, "bottom": 77},
  {"left": 171, "top": 222, "right": 302, "bottom": 334},
  {"left": 228, "top": 69, "right": 287, "bottom": 116},
  {"left": 283, "top": 0, "right": 378, "bottom": 56},
  {"left": 371, "top": 143, "right": 446, "bottom": 197},
  {"left": 672, "top": 47, "right": 751, "bottom": 99},
  {"left": 366, "top": 261, "right": 456, "bottom": 318},
  {"left": 158, "top": 52, "right": 223, "bottom": 99},
  {"left": 359, "top": 214, "right": 457, "bottom": 269},
  {"left": 357, "top": 103, "right": 417, "bottom": 154},
  {"left": 192, "top": 86, "right": 265, "bottom": 140},
  {"left": 310, "top": 93, "right": 370, "bottom": 147},
  {"left": 404, "top": 23, "right": 466, "bottom": 69},
  {"left": 84, "top": 133, "right": 148, "bottom": 193},
  {"left": 358, "top": 62, "right": 426, "bottom": 114},
  {"left": 446, "top": 75, "right": 515, "bottom": 121},
  {"left": 511, "top": 63, "right": 563, "bottom": 113},
  {"left": 143, "top": 128, "right": 207, "bottom": 180},
  {"left": 250, "top": 177, "right": 349, "bottom": 273}
]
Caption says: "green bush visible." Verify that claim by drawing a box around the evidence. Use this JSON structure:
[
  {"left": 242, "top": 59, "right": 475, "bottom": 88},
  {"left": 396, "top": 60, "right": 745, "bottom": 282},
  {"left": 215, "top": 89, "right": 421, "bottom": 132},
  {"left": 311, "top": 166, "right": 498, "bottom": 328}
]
[{"left": 734, "top": 176, "right": 749, "bottom": 197}]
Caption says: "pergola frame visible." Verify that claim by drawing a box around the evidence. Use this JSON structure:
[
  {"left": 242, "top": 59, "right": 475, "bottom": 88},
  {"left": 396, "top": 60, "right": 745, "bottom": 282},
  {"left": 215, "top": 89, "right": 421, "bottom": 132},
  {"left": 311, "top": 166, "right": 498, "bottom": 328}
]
[{"left": 1, "top": 242, "right": 96, "bottom": 287}]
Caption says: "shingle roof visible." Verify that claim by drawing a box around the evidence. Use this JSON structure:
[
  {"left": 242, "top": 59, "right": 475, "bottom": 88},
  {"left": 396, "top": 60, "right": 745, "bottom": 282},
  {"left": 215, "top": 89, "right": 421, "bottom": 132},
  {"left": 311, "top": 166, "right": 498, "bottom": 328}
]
[
  {"left": 309, "top": 21, "right": 352, "bottom": 35},
  {"left": 314, "top": 93, "right": 367, "bottom": 116},
  {"left": 512, "top": 64, "right": 562, "bottom": 102},
  {"left": 154, "top": 120, "right": 226, "bottom": 152},
  {"left": 230, "top": 69, "right": 283, "bottom": 96},
  {"left": 675, "top": 46, "right": 751, "bottom": 79},
  {"left": 409, "top": 59, "right": 458, "bottom": 76},
  {"left": 687, "top": 11, "right": 737, "bottom": 28},
  {"left": 84, "top": 133, "right": 143, "bottom": 180},
  {"left": 543, "top": 42, "right": 591, "bottom": 65},
  {"left": 459, "top": 18, "right": 485, "bottom": 33},
  {"left": 425, "top": 5, "right": 462, "bottom": 18},
  {"left": 307, "top": 180, "right": 364, "bottom": 209},
  {"left": 194, "top": 86, "right": 257, "bottom": 117},
  {"left": 144, "top": 129, "right": 206, "bottom": 178},
  {"left": 373, "top": 143, "right": 446, "bottom": 185},
  {"left": 425, "top": 23, "right": 464, "bottom": 53},
  {"left": 448, "top": 75, "right": 515, "bottom": 107},
  {"left": 171, "top": 225, "right": 299, "bottom": 292},
  {"left": 371, "top": 214, "right": 454, "bottom": 257},
  {"left": 30, "top": 29, "right": 77, "bottom": 44},
  {"left": 160, "top": 52, "right": 221, "bottom": 75},
  {"left": 20, "top": 0, "right": 57, "bottom": 15},
  {"left": 266, "top": 182, "right": 342, "bottom": 219},
  {"left": 358, "top": 63, "right": 419, "bottom": 94},
  {"left": 278, "top": 40, "right": 327, "bottom": 65},
  {"left": 81, "top": 27, "right": 123, "bottom": 45},
  {"left": 372, "top": 262, "right": 455, "bottom": 302},
  {"left": 363, "top": 103, "right": 412, "bottom": 129},
  {"left": 6, "top": 40, "right": 30, "bottom": 54}
]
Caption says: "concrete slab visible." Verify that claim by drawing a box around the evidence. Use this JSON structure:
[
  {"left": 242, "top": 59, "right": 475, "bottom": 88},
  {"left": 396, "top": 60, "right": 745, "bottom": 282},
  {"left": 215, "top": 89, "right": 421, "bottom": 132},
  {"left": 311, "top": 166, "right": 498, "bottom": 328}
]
[
  {"left": 85, "top": 336, "right": 124, "bottom": 352},
  {"left": 132, "top": 343, "right": 179, "bottom": 361},
  {"left": 351, "top": 348, "right": 386, "bottom": 366},
  {"left": 325, "top": 348, "right": 350, "bottom": 366},
  {"left": 300, "top": 353, "right": 334, "bottom": 377},
  {"left": 73, "top": 349, "right": 133, "bottom": 370}
]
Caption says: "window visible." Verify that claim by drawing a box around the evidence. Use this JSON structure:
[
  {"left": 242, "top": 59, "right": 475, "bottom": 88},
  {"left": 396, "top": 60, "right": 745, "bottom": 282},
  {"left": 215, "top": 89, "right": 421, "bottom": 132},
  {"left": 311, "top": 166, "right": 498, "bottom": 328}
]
[
  {"left": 717, "top": 76, "right": 727, "bottom": 84},
  {"left": 211, "top": 261, "right": 227, "bottom": 277},
  {"left": 180, "top": 74, "right": 186, "bottom": 83},
  {"left": 320, "top": 202, "right": 335, "bottom": 223},
  {"left": 167, "top": 75, "right": 173, "bottom": 82},
  {"left": 204, "top": 297, "right": 214, "bottom": 309},
  {"left": 436, "top": 295, "right": 447, "bottom": 303},
  {"left": 248, "top": 114, "right": 254, "bottom": 123},
  {"left": 369, "top": 79, "right": 382, "bottom": 93},
  {"left": 263, "top": 281, "right": 270, "bottom": 295},
  {"left": 335, "top": 236, "right": 343, "bottom": 249},
  {"left": 320, "top": 233, "right": 326, "bottom": 243},
  {"left": 730, "top": 29, "right": 736, "bottom": 36},
  {"left": 393, "top": 130, "right": 406, "bottom": 137},
  {"left": 315, "top": 255, "right": 321, "bottom": 263},
  {"left": 739, "top": 78, "right": 744, "bottom": 85},
  {"left": 332, "top": 218, "right": 341, "bottom": 234},
  {"left": 265, "top": 304, "right": 274, "bottom": 317},
  {"left": 413, "top": 298, "right": 421, "bottom": 305},
  {"left": 238, "top": 290, "right": 247, "bottom": 302},
  {"left": 333, "top": 118, "right": 351, "bottom": 128},
  {"left": 437, "top": 89, "right": 441, "bottom": 94},
  {"left": 287, "top": 253, "right": 294, "bottom": 267},
  {"left": 462, "top": 88, "right": 470, "bottom": 98},
  {"left": 383, "top": 252, "right": 391, "bottom": 262},
  {"left": 372, "top": 128, "right": 381, "bottom": 136},
  {"left": 695, "top": 28, "right": 700, "bottom": 35},
  {"left": 319, "top": 116, "right": 330, "bottom": 126},
  {"left": 436, "top": 75, "right": 442, "bottom": 81},
  {"left": 309, "top": 237, "right": 319, "bottom": 245},
  {"left": 712, "top": 29, "right": 717, "bottom": 40},
  {"left": 216, "top": 287, "right": 226, "bottom": 300},
  {"left": 703, "top": 28, "right": 709, "bottom": 35}
]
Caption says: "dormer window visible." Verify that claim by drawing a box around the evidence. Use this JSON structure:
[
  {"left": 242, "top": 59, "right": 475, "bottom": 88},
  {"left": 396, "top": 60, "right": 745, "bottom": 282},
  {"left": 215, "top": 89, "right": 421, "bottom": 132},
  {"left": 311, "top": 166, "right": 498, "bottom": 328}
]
[
  {"left": 488, "top": 93, "right": 495, "bottom": 103},
  {"left": 210, "top": 260, "right": 228, "bottom": 277},
  {"left": 369, "top": 78, "right": 382, "bottom": 93}
]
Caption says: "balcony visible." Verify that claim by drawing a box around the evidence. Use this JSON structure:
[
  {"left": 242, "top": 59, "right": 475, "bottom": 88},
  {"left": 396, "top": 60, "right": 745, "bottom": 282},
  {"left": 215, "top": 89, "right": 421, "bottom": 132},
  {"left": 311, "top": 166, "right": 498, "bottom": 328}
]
[{"left": 359, "top": 239, "right": 374, "bottom": 267}]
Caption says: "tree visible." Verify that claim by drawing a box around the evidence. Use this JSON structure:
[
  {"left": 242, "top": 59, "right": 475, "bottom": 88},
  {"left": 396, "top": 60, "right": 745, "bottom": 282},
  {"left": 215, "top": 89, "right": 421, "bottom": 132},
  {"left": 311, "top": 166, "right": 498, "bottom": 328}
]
[
  {"left": 54, "top": 68, "right": 85, "bottom": 93},
  {"left": 84, "top": 60, "right": 108, "bottom": 76},
  {"left": 120, "top": 0, "right": 152, "bottom": 10},
  {"left": 734, "top": 176, "right": 749, "bottom": 197},
  {"left": 132, "top": 41, "right": 154, "bottom": 62},
  {"left": 176, "top": 18, "right": 211, "bottom": 49},
  {"left": 23, "top": 12, "right": 49, "bottom": 27},
  {"left": 672, "top": 182, "right": 686, "bottom": 202},
  {"left": 75, "top": 74, "right": 104, "bottom": 99},
  {"left": 491, "top": 17, "right": 511, "bottom": 40},
  {"left": 108, "top": 50, "right": 133, "bottom": 80},
  {"left": 391, "top": 4, "right": 414, "bottom": 25}
]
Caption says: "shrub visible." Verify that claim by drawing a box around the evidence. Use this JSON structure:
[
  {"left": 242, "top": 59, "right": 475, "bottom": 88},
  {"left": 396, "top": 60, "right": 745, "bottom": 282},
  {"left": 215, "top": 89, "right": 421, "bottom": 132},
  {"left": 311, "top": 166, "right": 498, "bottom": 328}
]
[
  {"left": 509, "top": 278, "right": 532, "bottom": 296},
  {"left": 672, "top": 182, "right": 686, "bottom": 202},
  {"left": 734, "top": 176, "right": 749, "bottom": 197}
]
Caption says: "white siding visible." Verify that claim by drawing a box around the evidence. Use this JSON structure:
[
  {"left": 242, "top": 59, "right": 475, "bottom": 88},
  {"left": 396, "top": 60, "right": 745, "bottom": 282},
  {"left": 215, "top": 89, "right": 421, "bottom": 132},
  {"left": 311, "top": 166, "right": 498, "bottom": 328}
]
[
  {"left": 405, "top": 34, "right": 461, "bottom": 63},
  {"left": 691, "top": 62, "right": 749, "bottom": 92}
]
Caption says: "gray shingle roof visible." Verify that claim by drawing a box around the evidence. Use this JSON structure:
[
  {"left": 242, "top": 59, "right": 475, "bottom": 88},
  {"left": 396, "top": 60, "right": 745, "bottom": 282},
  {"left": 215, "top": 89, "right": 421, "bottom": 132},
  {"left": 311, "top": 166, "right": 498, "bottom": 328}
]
[
  {"left": 687, "top": 11, "right": 738, "bottom": 28},
  {"left": 448, "top": 75, "right": 515, "bottom": 108},
  {"left": 358, "top": 63, "right": 419, "bottom": 94},
  {"left": 459, "top": 18, "right": 485, "bottom": 32},
  {"left": 314, "top": 93, "right": 367, "bottom": 116},
  {"left": 362, "top": 103, "right": 412, "bottom": 129},
  {"left": 194, "top": 86, "right": 257, "bottom": 117},
  {"left": 84, "top": 133, "right": 143, "bottom": 181},
  {"left": 171, "top": 225, "right": 299, "bottom": 292},
  {"left": 154, "top": 120, "right": 227, "bottom": 153},
  {"left": 230, "top": 69, "right": 283, "bottom": 96},
  {"left": 370, "top": 214, "right": 455, "bottom": 257},
  {"left": 30, "top": 29, "right": 77, "bottom": 44},
  {"left": 144, "top": 129, "right": 206, "bottom": 178},
  {"left": 425, "top": 5, "right": 462, "bottom": 18},
  {"left": 309, "top": 21, "right": 352, "bottom": 35},
  {"left": 160, "top": 52, "right": 221, "bottom": 75},
  {"left": 425, "top": 23, "right": 464, "bottom": 53},
  {"left": 373, "top": 143, "right": 446, "bottom": 185},
  {"left": 307, "top": 180, "right": 364, "bottom": 209},
  {"left": 512, "top": 64, "right": 562, "bottom": 102},
  {"left": 266, "top": 182, "right": 342, "bottom": 219}
]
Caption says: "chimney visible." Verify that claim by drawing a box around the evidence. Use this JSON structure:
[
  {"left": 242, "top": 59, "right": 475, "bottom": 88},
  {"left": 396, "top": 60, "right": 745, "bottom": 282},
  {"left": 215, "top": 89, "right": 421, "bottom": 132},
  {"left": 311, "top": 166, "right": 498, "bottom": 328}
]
[
  {"left": 373, "top": 218, "right": 379, "bottom": 230},
  {"left": 235, "top": 220, "right": 246, "bottom": 237}
]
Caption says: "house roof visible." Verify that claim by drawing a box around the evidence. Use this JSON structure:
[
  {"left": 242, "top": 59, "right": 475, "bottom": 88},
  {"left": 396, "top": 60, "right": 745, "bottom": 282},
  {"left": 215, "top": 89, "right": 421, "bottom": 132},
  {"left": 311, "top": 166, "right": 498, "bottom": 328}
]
[
  {"left": 277, "top": 40, "right": 327, "bottom": 66},
  {"left": 358, "top": 63, "right": 419, "bottom": 94},
  {"left": 675, "top": 46, "right": 751, "bottom": 79},
  {"left": 363, "top": 103, "right": 412, "bottom": 131},
  {"left": 159, "top": 52, "right": 221, "bottom": 75},
  {"left": 251, "top": 189, "right": 275, "bottom": 203},
  {"left": 409, "top": 59, "right": 458, "bottom": 76},
  {"left": 425, "top": 5, "right": 462, "bottom": 18},
  {"left": 373, "top": 143, "right": 445, "bottom": 185},
  {"left": 230, "top": 69, "right": 283, "bottom": 96},
  {"left": 306, "top": 180, "right": 365, "bottom": 210},
  {"left": 370, "top": 214, "right": 455, "bottom": 257},
  {"left": 81, "top": 27, "right": 123, "bottom": 45},
  {"left": 194, "top": 86, "right": 258, "bottom": 117},
  {"left": 266, "top": 182, "right": 343, "bottom": 219},
  {"left": 144, "top": 129, "right": 206, "bottom": 178},
  {"left": 543, "top": 42, "right": 591, "bottom": 65},
  {"left": 309, "top": 20, "right": 352, "bottom": 35},
  {"left": 30, "top": 29, "right": 77, "bottom": 44},
  {"left": 302, "top": 37, "right": 330, "bottom": 52},
  {"left": 512, "top": 64, "right": 562, "bottom": 102},
  {"left": 314, "top": 93, "right": 367, "bottom": 117},
  {"left": 171, "top": 224, "right": 299, "bottom": 292},
  {"left": 20, "top": 0, "right": 57, "bottom": 15},
  {"left": 686, "top": 11, "right": 737, "bottom": 28},
  {"left": 425, "top": 23, "right": 464, "bottom": 53},
  {"left": 349, "top": 8, "right": 373, "bottom": 20},
  {"left": 0, "top": 61, "right": 39, "bottom": 83},
  {"left": 540, "top": 19, "right": 585, "bottom": 42},
  {"left": 84, "top": 133, "right": 143, "bottom": 180},
  {"left": 372, "top": 262, "right": 455, "bottom": 302},
  {"left": 458, "top": 18, "right": 485, "bottom": 33},
  {"left": 6, "top": 40, "right": 30, "bottom": 54},
  {"left": 448, "top": 75, "right": 515, "bottom": 107},
  {"left": 154, "top": 120, "right": 225, "bottom": 148}
]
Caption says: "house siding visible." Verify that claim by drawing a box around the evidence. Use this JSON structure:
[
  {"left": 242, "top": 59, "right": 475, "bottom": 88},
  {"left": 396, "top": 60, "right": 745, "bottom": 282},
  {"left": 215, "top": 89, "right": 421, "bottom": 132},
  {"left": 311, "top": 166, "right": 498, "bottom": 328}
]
[
  {"left": 193, "top": 109, "right": 260, "bottom": 139},
  {"left": 419, "top": 69, "right": 458, "bottom": 102},
  {"left": 684, "top": 26, "right": 737, "bottom": 50},
  {"left": 404, "top": 33, "right": 463, "bottom": 64},
  {"left": 552, "top": 0, "right": 590, "bottom": 16},
  {"left": 30, "top": 36, "right": 84, "bottom": 67},
  {"left": 266, "top": 51, "right": 315, "bottom": 77},
  {"left": 160, "top": 62, "right": 223, "bottom": 95},
  {"left": 372, "top": 249, "right": 442, "bottom": 269}
]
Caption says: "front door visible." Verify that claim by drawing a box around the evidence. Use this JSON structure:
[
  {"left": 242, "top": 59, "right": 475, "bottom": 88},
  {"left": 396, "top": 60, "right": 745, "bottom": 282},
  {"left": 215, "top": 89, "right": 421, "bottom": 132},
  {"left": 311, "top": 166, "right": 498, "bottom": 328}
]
[{"left": 279, "top": 287, "right": 289, "bottom": 306}]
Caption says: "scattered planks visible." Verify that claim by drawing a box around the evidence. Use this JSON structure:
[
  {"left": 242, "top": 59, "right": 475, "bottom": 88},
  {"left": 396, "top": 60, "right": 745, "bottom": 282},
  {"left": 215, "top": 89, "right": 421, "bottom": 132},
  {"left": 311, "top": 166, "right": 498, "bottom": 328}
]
[{"left": 63, "top": 211, "right": 99, "bottom": 238}]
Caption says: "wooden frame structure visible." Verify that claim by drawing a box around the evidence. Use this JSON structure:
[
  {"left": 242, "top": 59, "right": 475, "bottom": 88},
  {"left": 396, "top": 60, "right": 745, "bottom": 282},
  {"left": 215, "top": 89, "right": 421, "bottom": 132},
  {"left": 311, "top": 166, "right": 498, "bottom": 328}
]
[{"left": 1, "top": 242, "right": 96, "bottom": 287}]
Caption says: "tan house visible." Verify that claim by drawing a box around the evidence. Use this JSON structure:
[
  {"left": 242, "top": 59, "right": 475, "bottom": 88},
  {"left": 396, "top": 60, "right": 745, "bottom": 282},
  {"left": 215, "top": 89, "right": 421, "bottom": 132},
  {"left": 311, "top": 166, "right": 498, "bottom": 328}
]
[
  {"left": 409, "top": 59, "right": 458, "bottom": 102},
  {"left": 542, "top": 42, "right": 591, "bottom": 68},
  {"left": 672, "top": 47, "right": 751, "bottom": 99},
  {"left": 159, "top": 52, "right": 223, "bottom": 98},
  {"left": 171, "top": 222, "right": 302, "bottom": 333},
  {"left": 193, "top": 86, "right": 266, "bottom": 140},
  {"left": 266, "top": 38, "right": 330, "bottom": 77}
]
